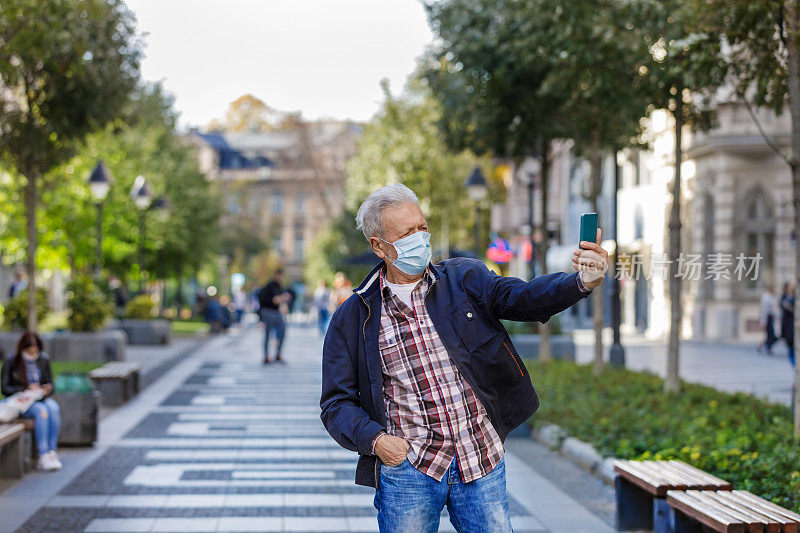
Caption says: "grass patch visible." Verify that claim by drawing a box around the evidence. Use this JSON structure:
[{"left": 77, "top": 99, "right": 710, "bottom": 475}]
[
  {"left": 50, "top": 361, "right": 103, "bottom": 377},
  {"left": 526, "top": 359, "right": 800, "bottom": 512},
  {"left": 170, "top": 320, "right": 209, "bottom": 335}
]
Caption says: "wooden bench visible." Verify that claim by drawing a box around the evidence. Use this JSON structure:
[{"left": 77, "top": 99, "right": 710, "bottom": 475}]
[
  {"left": 667, "top": 490, "right": 800, "bottom": 533},
  {"left": 0, "top": 423, "right": 25, "bottom": 479},
  {"left": 89, "top": 362, "right": 141, "bottom": 407},
  {"left": 615, "top": 459, "right": 733, "bottom": 531}
]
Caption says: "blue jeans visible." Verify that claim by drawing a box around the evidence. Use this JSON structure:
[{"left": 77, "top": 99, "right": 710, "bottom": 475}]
[
  {"left": 20, "top": 398, "right": 61, "bottom": 456},
  {"left": 260, "top": 308, "right": 285, "bottom": 358},
  {"left": 317, "top": 308, "right": 329, "bottom": 335},
  {"left": 374, "top": 455, "right": 513, "bottom": 533}
]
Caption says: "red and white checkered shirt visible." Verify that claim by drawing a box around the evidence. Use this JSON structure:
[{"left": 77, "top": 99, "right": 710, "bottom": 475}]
[{"left": 377, "top": 268, "right": 504, "bottom": 483}]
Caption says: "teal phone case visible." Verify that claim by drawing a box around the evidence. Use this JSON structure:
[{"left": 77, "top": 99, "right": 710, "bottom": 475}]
[{"left": 580, "top": 213, "right": 598, "bottom": 245}]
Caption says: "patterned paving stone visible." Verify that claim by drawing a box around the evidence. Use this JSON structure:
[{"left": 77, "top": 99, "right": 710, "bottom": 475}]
[{"left": 13, "top": 325, "right": 611, "bottom": 532}]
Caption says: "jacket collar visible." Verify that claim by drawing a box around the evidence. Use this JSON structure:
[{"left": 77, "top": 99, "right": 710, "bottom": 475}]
[{"left": 354, "top": 261, "right": 441, "bottom": 304}]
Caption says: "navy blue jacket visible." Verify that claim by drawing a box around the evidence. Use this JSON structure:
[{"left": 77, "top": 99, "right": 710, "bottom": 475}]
[{"left": 320, "top": 258, "right": 590, "bottom": 488}]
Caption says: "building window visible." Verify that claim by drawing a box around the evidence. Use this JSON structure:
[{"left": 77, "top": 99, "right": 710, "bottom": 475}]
[
  {"left": 272, "top": 192, "right": 283, "bottom": 214},
  {"left": 273, "top": 235, "right": 282, "bottom": 253},
  {"left": 295, "top": 194, "right": 306, "bottom": 214},
  {"left": 295, "top": 235, "right": 304, "bottom": 260},
  {"left": 741, "top": 188, "right": 774, "bottom": 293}
]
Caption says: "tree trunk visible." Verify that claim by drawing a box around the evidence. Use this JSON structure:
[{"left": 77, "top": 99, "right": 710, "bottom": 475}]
[
  {"left": 590, "top": 146, "right": 604, "bottom": 376},
  {"left": 539, "top": 140, "right": 553, "bottom": 361},
  {"left": 786, "top": 0, "right": 800, "bottom": 439},
  {"left": 25, "top": 172, "right": 37, "bottom": 331},
  {"left": 665, "top": 97, "right": 684, "bottom": 394}
]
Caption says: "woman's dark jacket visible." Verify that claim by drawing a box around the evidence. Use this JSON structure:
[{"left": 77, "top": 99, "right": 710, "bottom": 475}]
[{"left": 1, "top": 353, "right": 54, "bottom": 398}]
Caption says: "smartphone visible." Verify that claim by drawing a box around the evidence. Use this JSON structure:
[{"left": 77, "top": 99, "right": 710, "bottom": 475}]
[{"left": 579, "top": 213, "right": 598, "bottom": 247}]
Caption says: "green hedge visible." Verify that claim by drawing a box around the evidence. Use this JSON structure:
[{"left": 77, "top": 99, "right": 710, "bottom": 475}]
[{"left": 526, "top": 360, "right": 800, "bottom": 512}]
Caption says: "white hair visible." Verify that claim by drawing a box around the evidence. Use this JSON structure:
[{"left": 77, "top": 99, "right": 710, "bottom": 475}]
[{"left": 355, "top": 184, "right": 420, "bottom": 240}]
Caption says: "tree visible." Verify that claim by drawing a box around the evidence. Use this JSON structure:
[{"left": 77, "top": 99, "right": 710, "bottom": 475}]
[
  {"left": 634, "top": 0, "right": 727, "bottom": 393},
  {"left": 528, "top": 0, "right": 654, "bottom": 375},
  {"left": 207, "top": 94, "right": 286, "bottom": 133},
  {"left": 694, "top": 0, "right": 800, "bottom": 436},
  {"left": 0, "top": 0, "right": 141, "bottom": 329},
  {"left": 425, "top": 0, "right": 566, "bottom": 360},
  {"left": 344, "top": 78, "right": 492, "bottom": 254}
]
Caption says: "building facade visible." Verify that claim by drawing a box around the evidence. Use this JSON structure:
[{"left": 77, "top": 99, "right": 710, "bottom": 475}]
[{"left": 188, "top": 121, "right": 362, "bottom": 281}]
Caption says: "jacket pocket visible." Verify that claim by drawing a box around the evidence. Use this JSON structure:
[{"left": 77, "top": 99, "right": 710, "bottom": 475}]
[{"left": 450, "top": 302, "right": 500, "bottom": 352}]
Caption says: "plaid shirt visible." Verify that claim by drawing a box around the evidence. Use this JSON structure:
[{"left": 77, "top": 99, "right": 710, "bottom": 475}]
[{"left": 377, "top": 269, "right": 504, "bottom": 483}]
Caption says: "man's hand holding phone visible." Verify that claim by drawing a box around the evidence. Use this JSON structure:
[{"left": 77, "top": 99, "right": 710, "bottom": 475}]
[{"left": 572, "top": 227, "right": 609, "bottom": 290}]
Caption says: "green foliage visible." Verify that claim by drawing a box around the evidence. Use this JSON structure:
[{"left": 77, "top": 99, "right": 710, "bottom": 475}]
[
  {"left": 51, "top": 361, "right": 103, "bottom": 378},
  {"left": 0, "top": 0, "right": 142, "bottom": 178},
  {"left": 303, "top": 210, "right": 373, "bottom": 287},
  {"left": 344, "top": 79, "right": 494, "bottom": 251},
  {"left": 67, "top": 275, "right": 111, "bottom": 332},
  {"left": 125, "top": 294, "right": 156, "bottom": 320},
  {"left": 527, "top": 360, "right": 800, "bottom": 512},
  {"left": 1, "top": 288, "right": 49, "bottom": 330},
  {"left": 0, "top": 83, "right": 222, "bottom": 281}
]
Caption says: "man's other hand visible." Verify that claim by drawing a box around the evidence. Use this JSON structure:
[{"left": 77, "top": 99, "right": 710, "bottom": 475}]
[
  {"left": 374, "top": 434, "right": 409, "bottom": 466},
  {"left": 572, "top": 228, "right": 609, "bottom": 290}
]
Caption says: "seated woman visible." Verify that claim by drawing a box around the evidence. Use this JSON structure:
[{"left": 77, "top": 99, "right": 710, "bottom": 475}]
[{"left": 0, "top": 331, "right": 62, "bottom": 471}]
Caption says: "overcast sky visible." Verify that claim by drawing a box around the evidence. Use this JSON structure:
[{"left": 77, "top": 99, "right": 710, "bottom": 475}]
[{"left": 124, "top": 0, "right": 435, "bottom": 129}]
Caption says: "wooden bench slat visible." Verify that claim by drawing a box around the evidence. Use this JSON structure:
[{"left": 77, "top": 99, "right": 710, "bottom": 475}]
[
  {"left": 731, "top": 491, "right": 800, "bottom": 531},
  {"left": 688, "top": 491, "right": 767, "bottom": 533},
  {"left": 667, "top": 490, "right": 747, "bottom": 533},
  {"left": 709, "top": 491, "right": 789, "bottom": 533},
  {"left": 634, "top": 461, "right": 691, "bottom": 490},
  {"left": 0, "top": 423, "right": 25, "bottom": 446},
  {"left": 667, "top": 460, "right": 733, "bottom": 489},
  {"left": 615, "top": 460, "right": 671, "bottom": 495},
  {"left": 647, "top": 460, "right": 714, "bottom": 488}
]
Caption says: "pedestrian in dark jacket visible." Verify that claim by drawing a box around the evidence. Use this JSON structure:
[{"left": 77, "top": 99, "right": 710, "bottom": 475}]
[
  {"left": 257, "top": 270, "right": 291, "bottom": 364},
  {"left": 781, "top": 282, "right": 795, "bottom": 367},
  {"left": 1, "top": 331, "right": 62, "bottom": 471},
  {"left": 320, "top": 184, "right": 609, "bottom": 532}
]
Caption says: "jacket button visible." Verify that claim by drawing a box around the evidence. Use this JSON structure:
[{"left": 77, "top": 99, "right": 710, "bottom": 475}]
[{"left": 466, "top": 312, "right": 473, "bottom": 319}]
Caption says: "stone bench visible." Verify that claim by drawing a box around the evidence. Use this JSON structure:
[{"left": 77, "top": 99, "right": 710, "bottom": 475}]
[
  {"left": 667, "top": 489, "right": 800, "bottom": 533},
  {"left": 615, "top": 459, "right": 733, "bottom": 531},
  {"left": 89, "top": 362, "right": 141, "bottom": 407},
  {"left": 0, "top": 422, "right": 25, "bottom": 479}
]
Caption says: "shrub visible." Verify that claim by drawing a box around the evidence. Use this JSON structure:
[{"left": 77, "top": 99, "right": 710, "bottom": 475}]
[
  {"left": 2, "top": 288, "right": 49, "bottom": 330},
  {"left": 67, "top": 275, "right": 112, "bottom": 332},
  {"left": 526, "top": 360, "right": 800, "bottom": 512},
  {"left": 125, "top": 294, "right": 156, "bottom": 319}
]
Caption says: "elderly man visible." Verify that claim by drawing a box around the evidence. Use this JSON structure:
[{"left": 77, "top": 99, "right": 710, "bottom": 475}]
[{"left": 320, "top": 184, "right": 608, "bottom": 532}]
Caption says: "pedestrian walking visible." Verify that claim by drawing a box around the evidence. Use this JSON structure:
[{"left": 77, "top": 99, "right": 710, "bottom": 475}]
[
  {"left": 233, "top": 288, "right": 248, "bottom": 324},
  {"left": 781, "top": 283, "right": 795, "bottom": 367},
  {"left": 1, "top": 331, "right": 62, "bottom": 471},
  {"left": 759, "top": 285, "right": 779, "bottom": 356},
  {"left": 312, "top": 280, "right": 331, "bottom": 336},
  {"left": 257, "top": 269, "right": 291, "bottom": 364},
  {"left": 331, "top": 271, "right": 352, "bottom": 309},
  {"left": 7, "top": 270, "right": 27, "bottom": 299},
  {"left": 320, "top": 184, "right": 608, "bottom": 532}
]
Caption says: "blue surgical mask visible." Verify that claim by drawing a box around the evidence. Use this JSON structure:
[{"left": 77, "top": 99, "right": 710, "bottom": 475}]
[{"left": 381, "top": 231, "right": 432, "bottom": 276}]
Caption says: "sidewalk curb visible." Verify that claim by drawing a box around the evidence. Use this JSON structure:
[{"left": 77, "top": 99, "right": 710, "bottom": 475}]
[{"left": 530, "top": 422, "right": 617, "bottom": 485}]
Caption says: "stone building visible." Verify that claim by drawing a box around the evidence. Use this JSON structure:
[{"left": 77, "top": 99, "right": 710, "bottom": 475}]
[{"left": 187, "top": 121, "right": 362, "bottom": 281}]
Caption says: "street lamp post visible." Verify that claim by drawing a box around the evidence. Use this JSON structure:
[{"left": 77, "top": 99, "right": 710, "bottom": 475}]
[
  {"left": 609, "top": 150, "right": 626, "bottom": 367},
  {"left": 527, "top": 171, "right": 537, "bottom": 279},
  {"left": 131, "top": 175, "right": 152, "bottom": 292},
  {"left": 87, "top": 161, "right": 113, "bottom": 277},
  {"left": 465, "top": 167, "right": 488, "bottom": 256}
]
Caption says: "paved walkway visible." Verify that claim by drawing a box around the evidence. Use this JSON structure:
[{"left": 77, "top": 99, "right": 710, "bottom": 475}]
[
  {"left": 2, "top": 324, "right": 612, "bottom": 532},
  {"left": 575, "top": 330, "right": 795, "bottom": 405}
]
